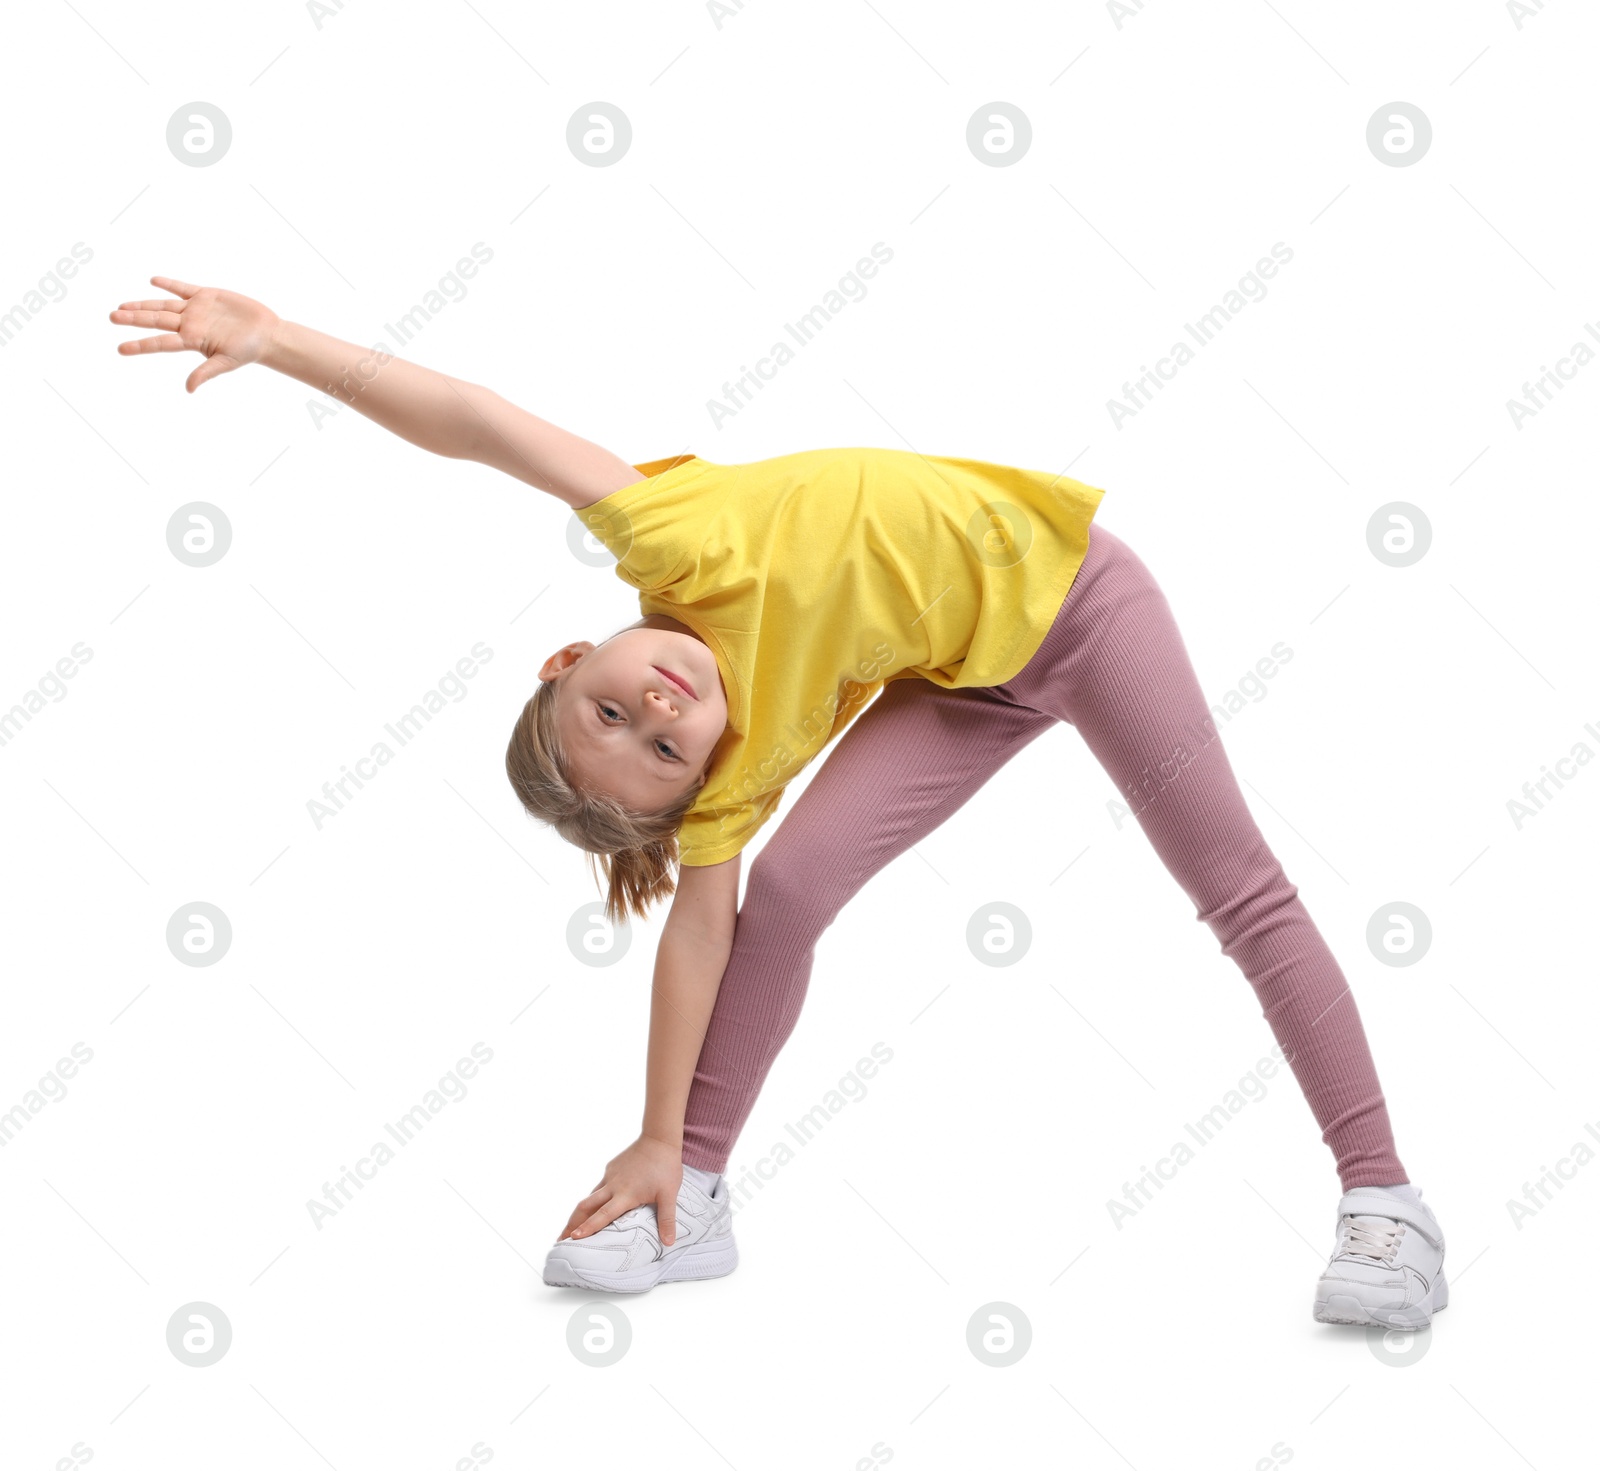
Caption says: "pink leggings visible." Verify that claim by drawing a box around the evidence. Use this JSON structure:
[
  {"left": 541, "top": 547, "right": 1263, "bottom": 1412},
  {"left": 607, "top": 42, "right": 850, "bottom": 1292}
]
[{"left": 680, "top": 523, "right": 1407, "bottom": 1190}]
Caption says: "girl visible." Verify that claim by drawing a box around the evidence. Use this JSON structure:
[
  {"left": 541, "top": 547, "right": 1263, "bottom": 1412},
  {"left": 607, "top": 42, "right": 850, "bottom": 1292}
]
[{"left": 110, "top": 276, "right": 1448, "bottom": 1331}]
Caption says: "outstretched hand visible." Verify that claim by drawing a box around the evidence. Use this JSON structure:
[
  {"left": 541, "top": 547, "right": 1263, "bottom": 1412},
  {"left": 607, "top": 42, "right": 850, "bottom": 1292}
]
[
  {"left": 559, "top": 1134, "right": 685, "bottom": 1247},
  {"left": 109, "top": 276, "right": 281, "bottom": 393}
]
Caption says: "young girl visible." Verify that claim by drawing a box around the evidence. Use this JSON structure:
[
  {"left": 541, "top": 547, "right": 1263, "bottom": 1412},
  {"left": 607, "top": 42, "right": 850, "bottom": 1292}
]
[{"left": 111, "top": 276, "right": 1447, "bottom": 1331}]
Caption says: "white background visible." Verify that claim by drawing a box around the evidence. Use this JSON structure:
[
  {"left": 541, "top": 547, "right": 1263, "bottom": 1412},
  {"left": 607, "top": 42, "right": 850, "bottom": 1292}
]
[{"left": 2, "top": 0, "right": 1595, "bottom": 1466}]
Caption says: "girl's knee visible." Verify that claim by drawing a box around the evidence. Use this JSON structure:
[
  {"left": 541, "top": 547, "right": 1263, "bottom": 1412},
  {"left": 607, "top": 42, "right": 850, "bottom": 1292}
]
[
  {"left": 1193, "top": 854, "right": 1300, "bottom": 949},
  {"left": 743, "top": 844, "right": 847, "bottom": 933}
]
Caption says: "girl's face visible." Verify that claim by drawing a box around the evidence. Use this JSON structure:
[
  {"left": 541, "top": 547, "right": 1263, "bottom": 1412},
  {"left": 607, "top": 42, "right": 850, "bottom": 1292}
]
[{"left": 541, "top": 620, "right": 728, "bottom": 810}]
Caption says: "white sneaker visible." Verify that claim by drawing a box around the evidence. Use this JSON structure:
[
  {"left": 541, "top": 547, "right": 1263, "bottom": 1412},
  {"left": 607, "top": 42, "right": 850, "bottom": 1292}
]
[
  {"left": 1312, "top": 1185, "right": 1448, "bottom": 1331},
  {"left": 542, "top": 1172, "right": 738, "bottom": 1294}
]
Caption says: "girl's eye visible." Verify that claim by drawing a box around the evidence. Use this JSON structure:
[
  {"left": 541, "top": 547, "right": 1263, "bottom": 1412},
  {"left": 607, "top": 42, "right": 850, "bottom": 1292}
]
[{"left": 599, "top": 703, "right": 678, "bottom": 761}]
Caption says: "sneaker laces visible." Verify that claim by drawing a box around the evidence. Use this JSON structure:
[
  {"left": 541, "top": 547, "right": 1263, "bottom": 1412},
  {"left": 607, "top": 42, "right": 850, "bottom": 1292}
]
[{"left": 1339, "top": 1215, "right": 1403, "bottom": 1263}]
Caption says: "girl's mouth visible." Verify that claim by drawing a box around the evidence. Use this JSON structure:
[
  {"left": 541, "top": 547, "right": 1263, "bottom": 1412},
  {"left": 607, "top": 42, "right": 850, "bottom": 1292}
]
[{"left": 654, "top": 665, "right": 697, "bottom": 700}]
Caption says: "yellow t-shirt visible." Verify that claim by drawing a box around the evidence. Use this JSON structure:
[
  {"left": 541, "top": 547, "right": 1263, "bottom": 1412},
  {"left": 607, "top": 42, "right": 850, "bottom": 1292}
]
[{"left": 579, "top": 446, "right": 1105, "bottom": 866}]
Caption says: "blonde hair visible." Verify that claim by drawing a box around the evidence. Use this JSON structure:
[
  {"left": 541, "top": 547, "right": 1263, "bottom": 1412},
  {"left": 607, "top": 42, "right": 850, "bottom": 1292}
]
[{"left": 505, "top": 675, "right": 705, "bottom": 925}]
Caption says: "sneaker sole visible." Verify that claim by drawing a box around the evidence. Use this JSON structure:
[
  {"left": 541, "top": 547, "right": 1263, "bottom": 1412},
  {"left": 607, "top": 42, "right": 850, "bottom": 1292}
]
[
  {"left": 542, "top": 1236, "right": 739, "bottom": 1294},
  {"left": 1312, "top": 1268, "right": 1449, "bottom": 1331}
]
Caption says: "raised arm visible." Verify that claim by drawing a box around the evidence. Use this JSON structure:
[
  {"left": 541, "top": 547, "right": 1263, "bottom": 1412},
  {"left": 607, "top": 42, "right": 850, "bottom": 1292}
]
[
  {"left": 558, "top": 853, "right": 742, "bottom": 1247},
  {"left": 109, "top": 275, "right": 644, "bottom": 509}
]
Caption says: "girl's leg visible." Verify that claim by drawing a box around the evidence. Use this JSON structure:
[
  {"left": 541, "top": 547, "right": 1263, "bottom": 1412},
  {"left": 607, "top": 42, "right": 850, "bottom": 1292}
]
[
  {"left": 991, "top": 524, "right": 1405, "bottom": 1189},
  {"left": 680, "top": 676, "right": 1054, "bottom": 1173}
]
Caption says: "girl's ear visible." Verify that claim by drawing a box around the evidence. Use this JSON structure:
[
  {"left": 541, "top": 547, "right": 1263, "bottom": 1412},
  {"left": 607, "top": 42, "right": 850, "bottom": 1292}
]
[{"left": 538, "top": 641, "right": 596, "bottom": 681}]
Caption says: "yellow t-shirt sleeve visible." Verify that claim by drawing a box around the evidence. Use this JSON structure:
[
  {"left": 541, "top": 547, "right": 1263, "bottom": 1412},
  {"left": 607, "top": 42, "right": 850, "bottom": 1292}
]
[
  {"left": 676, "top": 786, "right": 787, "bottom": 867},
  {"left": 673, "top": 672, "right": 887, "bottom": 867}
]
